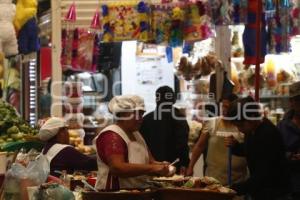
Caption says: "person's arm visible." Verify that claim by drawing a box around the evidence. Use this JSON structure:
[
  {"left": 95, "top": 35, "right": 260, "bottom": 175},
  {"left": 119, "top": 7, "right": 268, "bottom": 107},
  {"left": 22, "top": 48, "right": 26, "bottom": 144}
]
[
  {"left": 173, "top": 117, "right": 190, "bottom": 169},
  {"left": 61, "top": 147, "right": 98, "bottom": 171},
  {"left": 97, "top": 131, "right": 170, "bottom": 178},
  {"left": 186, "top": 132, "right": 209, "bottom": 176},
  {"left": 107, "top": 154, "right": 169, "bottom": 177}
]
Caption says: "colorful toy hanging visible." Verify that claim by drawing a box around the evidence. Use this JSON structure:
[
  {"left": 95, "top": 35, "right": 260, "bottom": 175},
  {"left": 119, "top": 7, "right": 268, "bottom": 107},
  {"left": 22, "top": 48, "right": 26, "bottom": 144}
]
[
  {"left": 169, "top": 6, "right": 185, "bottom": 47},
  {"left": 135, "top": 1, "right": 151, "bottom": 42},
  {"left": 101, "top": 5, "right": 113, "bottom": 42},
  {"left": 151, "top": 4, "right": 172, "bottom": 44},
  {"left": 183, "top": 1, "right": 213, "bottom": 43},
  {"left": 243, "top": 0, "right": 267, "bottom": 65}
]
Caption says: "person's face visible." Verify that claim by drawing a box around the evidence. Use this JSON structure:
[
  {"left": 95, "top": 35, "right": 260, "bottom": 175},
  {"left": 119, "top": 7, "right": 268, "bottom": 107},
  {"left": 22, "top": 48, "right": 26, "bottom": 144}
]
[
  {"left": 120, "top": 110, "right": 145, "bottom": 132},
  {"left": 221, "top": 99, "right": 231, "bottom": 116},
  {"left": 56, "top": 127, "right": 69, "bottom": 144}
]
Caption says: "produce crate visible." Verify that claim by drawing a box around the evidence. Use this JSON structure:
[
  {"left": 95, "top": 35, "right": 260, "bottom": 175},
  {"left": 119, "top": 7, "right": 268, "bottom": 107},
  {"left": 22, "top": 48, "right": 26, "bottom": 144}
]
[
  {"left": 157, "top": 188, "right": 235, "bottom": 200},
  {"left": 82, "top": 190, "right": 157, "bottom": 200}
]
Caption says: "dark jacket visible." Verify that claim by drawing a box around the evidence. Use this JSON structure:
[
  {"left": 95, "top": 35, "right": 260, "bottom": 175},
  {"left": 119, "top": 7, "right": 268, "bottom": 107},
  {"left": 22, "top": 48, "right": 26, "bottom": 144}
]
[
  {"left": 140, "top": 106, "right": 190, "bottom": 169},
  {"left": 277, "top": 110, "right": 300, "bottom": 194},
  {"left": 43, "top": 142, "right": 98, "bottom": 176},
  {"left": 231, "top": 119, "right": 291, "bottom": 200}
]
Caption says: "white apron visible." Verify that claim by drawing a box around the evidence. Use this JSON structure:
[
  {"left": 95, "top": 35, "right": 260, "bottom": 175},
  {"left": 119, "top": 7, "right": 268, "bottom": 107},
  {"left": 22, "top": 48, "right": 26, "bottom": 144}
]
[
  {"left": 43, "top": 143, "right": 71, "bottom": 164},
  {"left": 94, "top": 124, "right": 150, "bottom": 190},
  {"left": 205, "top": 117, "right": 247, "bottom": 185}
]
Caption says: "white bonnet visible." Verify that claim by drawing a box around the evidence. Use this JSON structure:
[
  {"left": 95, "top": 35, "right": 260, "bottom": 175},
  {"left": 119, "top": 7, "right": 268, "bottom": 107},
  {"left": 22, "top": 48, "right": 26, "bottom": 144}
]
[
  {"left": 38, "top": 117, "right": 66, "bottom": 141},
  {"left": 108, "top": 95, "right": 145, "bottom": 114}
]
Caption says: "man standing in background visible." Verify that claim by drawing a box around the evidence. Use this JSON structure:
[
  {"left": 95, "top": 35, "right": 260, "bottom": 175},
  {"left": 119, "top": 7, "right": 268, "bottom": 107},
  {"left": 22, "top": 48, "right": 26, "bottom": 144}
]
[
  {"left": 278, "top": 81, "right": 300, "bottom": 199},
  {"left": 140, "top": 86, "right": 190, "bottom": 174}
]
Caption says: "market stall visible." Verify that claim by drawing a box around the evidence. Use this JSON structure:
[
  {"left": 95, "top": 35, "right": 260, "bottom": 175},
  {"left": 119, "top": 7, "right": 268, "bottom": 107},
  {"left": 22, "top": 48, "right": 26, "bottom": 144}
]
[{"left": 0, "top": 0, "right": 299, "bottom": 199}]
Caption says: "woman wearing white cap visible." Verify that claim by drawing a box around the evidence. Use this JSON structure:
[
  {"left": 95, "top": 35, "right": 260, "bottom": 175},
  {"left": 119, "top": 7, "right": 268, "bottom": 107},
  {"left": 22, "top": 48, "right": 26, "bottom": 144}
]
[
  {"left": 38, "top": 117, "right": 97, "bottom": 176},
  {"left": 94, "top": 95, "right": 173, "bottom": 191}
]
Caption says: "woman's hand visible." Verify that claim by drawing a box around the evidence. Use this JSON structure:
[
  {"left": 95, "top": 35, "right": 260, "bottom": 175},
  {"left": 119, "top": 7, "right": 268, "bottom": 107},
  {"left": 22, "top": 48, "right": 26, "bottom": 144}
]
[
  {"left": 151, "top": 164, "right": 171, "bottom": 177},
  {"left": 224, "top": 136, "right": 238, "bottom": 147}
]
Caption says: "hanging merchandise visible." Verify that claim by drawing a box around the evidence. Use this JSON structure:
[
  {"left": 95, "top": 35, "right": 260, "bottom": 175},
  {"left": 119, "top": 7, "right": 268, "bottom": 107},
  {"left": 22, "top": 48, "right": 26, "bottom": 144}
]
[
  {"left": 151, "top": 4, "right": 172, "bottom": 44},
  {"left": 209, "top": 0, "right": 247, "bottom": 25},
  {"left": 101, "top": 5, "right": 113, "bottom": 42},
  {"left": 136, "top": 1, "right": 151, "bottom": 42},
  {"left": 243, "top": 0, "right": 267, "bottom": 65},
  {"left": 291, "top": 0, "right": 300, "bottom": 36},
  {"left": 18, "top": 17, "right": 39, "bottom": 54},
  {"left": 0, "top": 0, "right": 18, "bottom": 57},
  {"left": 183, "top": 1, "right": 213, "bottom": 43},
  {"left": 170, "top": 6, "right": 185, "bottom": 47},
  {"left": 14, "top": 0, "right": 37, "bottom": 31},
  {"left": 14, "top": 0, "right": 39, "bottom": 54},
  {"left": 209, "top": 0, "right": 232, "bottom": 25},
  {"left": 75, "top": 30, "right": 99, "bottom": 72},
  {"left": 101, "top": 2, "right": 143, "bottom": 42},
  {"left": 266, "top": 0, "right": 292, "bottom": 54},
  {"left": 90, "top": 9, "right": 101, "bottom": 30},
  {"left": 61, "top": 2, "right": 77, "bottom": 70}
]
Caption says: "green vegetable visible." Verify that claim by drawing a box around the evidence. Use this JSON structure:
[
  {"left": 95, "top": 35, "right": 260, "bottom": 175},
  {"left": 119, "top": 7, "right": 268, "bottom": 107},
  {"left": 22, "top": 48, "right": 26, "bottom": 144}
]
[{"left": 7, "top": 126, "right": 19, "bottom": 134}]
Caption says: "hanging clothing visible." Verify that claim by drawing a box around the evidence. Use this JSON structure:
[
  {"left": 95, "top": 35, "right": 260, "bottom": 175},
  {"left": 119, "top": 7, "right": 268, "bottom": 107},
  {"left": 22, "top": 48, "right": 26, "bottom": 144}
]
[
  {"left": 204, "top": 117, "right": 248, "bottom": 185},
  {"left": 42, "top": 142, "right": 97, "bottom": 177},
  {"left": 94, "top": 124, "right": 151, "bottom": 191}
]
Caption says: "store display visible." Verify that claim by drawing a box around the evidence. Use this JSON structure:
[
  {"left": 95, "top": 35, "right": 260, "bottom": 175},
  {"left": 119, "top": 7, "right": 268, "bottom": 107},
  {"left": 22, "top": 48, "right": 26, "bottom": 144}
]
[{"left": 0, "top": 0, "right": 18, "bottom": 57}]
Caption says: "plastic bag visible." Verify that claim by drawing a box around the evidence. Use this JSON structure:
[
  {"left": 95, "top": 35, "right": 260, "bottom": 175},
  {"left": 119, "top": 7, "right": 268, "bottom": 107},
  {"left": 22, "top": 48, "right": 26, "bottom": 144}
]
[{"left": 3, "top": 153, "right": 50, "bottom": 200}]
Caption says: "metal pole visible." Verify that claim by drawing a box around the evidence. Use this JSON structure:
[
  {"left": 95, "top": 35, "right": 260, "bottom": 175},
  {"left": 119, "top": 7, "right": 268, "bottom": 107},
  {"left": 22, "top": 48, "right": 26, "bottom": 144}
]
[{"left": 255, "top": 0, "right": 263, "bottom": 102}]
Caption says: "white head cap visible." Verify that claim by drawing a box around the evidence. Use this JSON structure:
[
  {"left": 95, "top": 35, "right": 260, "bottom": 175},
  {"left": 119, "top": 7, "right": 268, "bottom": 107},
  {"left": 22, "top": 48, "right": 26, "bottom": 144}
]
[
  {"left": 38, "top": 117, "right": 66, "bottom": 141},
  {"left": 108, "top": 95, "right": 145, "bottom": 114}
]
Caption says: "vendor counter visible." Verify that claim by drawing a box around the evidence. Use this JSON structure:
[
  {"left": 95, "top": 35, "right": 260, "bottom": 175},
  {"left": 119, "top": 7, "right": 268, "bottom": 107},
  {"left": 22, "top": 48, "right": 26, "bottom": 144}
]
[{"left": 82, "top": 188, "right": 235, "bottom": 200}]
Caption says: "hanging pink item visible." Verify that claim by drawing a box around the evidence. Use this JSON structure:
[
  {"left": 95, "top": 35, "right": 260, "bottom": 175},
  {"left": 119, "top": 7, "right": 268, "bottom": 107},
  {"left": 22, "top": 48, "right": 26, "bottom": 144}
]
[
  {"left": 90, "top": 9, "right": 101, "bottom": 29},
  {"left": 65, "top": 2, "right": 77, "bottom": 22}
]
